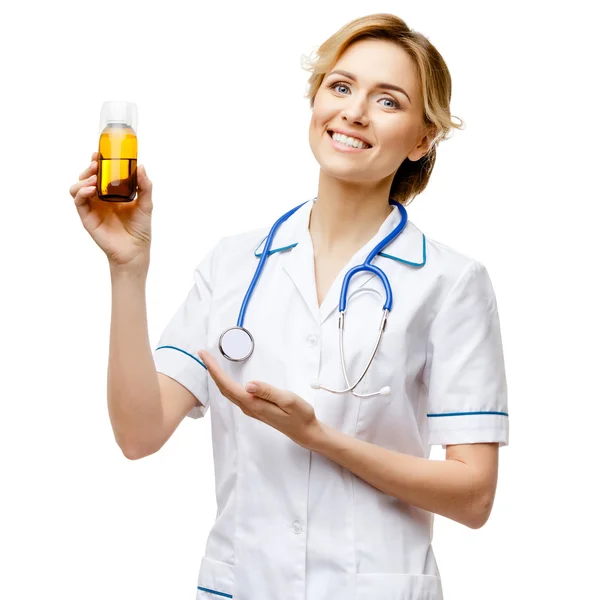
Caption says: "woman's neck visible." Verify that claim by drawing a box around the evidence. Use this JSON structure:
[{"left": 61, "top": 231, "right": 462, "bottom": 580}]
[{"left": 309, "top": 171, "right": 394, "bottom": 253}]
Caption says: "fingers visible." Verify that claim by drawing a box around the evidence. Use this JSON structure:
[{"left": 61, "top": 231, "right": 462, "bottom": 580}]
[
  {"left": 136, "top": 164, "right": 151, "bottom": 192},
  {"left": 71, "top": 154, "right": 99, "bottom": 202},
  {"left": 70, "top": 154, "right": 150, "bottom": 213},
  {"left": 79, "top": 157, "right": 98, "bottom": 181},
  {"left": 70, "top": 173, "right": 97, "bottom": 202},
  {"left": 199, "top": 351, "right": 248, "bottom": 405},
  {"left": 73, "top": 180, "right": 97, "bottom": 208},
  {"left": 200, "top": 351, "right": 230, "bottom": 395},
  {"left": 135, "top": 164, "right": 153, "bottom": 214},
  {"left": 246, "top": 381, "right": 292, "bottom": 411}
]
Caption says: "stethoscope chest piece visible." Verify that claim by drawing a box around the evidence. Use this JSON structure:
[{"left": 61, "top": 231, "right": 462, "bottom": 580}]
[
  {"left": 219, "top": 326, "right": 255, "bottom": 362},
  {"left": 217, "top": 198, "right": 410, "bottom": 395}
]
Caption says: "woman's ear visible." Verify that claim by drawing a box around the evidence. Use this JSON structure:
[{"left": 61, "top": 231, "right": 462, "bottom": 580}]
[{"left": 408, "top": 126, "right": 436, "bottom": 162}]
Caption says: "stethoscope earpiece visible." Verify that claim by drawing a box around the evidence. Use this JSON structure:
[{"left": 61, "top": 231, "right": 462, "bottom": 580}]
[{"left": 311, "top": 380, "right": 392, "bottom": 397}]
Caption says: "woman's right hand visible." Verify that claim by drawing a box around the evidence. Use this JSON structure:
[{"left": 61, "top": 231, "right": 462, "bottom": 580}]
[{"left": 69, "top": 152, "right": 153, "bottom": 271}]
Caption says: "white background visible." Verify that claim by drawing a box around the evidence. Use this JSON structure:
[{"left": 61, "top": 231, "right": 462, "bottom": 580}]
[{"left": 1, "top": 1, "right": 598, "bottom": 598}]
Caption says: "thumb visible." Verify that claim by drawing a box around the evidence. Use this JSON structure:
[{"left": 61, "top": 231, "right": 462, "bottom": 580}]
[{"left": 136, "top": 164, "right": 153, "bottom": 212}]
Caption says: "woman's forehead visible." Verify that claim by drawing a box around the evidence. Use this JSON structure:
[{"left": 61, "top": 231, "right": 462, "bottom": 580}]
[{"left": 331, "top": 39, "right": 418, "bottom": 91}]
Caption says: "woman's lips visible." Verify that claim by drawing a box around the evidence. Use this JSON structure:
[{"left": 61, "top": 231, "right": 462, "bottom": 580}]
[{"left": 327, "top": 131, "right": 371, "bottom": 153}]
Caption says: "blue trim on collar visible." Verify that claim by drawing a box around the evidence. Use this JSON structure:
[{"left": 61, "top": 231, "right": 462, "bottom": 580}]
[
  {"left": 379, "top": 233, "right": 427, "bottom": 267},
  {"left": 254, "top": 237, "right": 298, "bottom": 257},
  {"left": 255, "top": 233, "right": 427, "bottom": 266}
]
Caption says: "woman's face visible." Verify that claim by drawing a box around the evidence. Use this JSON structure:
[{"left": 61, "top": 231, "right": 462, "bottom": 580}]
[{"left": 309, "top": 38, "right": 432, "bottom": 186}]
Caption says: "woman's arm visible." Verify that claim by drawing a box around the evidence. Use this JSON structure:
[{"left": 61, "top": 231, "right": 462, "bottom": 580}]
[
  {"left": 307, "top": 426, "right": 499, "bottom": 529},
  {"left": 198, "top": 350, "right": 499, "bottom": 529}
]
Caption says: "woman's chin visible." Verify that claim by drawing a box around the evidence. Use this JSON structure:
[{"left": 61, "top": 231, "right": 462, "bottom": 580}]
[{"left": 319, "top": 163, "right": 373, "bottom": 184}]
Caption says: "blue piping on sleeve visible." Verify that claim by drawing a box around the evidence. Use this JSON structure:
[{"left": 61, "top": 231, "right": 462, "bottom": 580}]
[
  {"left": 197, "top": 586, "right": 233, "bottom": 598},
  {"left": 155, "top": 345, "right": 207, "bottom": 370},
  {"left": 427, "top": 411, "right": 509, "bottom": 417}
]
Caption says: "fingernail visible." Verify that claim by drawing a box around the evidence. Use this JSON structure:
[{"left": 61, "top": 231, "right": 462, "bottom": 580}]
[{"left": 245, "top": 383, "right": 258, "bottom": 394}]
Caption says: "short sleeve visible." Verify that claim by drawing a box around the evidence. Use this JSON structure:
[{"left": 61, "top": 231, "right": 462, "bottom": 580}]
[
  {"left": 423, "top": 260, "right": 509, "bottom": 447},
  {"left": 152, "top": 243, "right": 218, "bottom": 419}
]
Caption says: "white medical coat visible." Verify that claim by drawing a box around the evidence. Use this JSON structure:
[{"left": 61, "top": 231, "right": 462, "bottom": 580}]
[{"left": 153, "top": 198, "right": 509, "bottom": 600}]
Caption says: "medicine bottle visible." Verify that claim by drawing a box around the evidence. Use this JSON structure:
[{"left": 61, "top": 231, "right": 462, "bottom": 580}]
[{"left": 97, "top": 101, "right": 138, "bottom": 202}]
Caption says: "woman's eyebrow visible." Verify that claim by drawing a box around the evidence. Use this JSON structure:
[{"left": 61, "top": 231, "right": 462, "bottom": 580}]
[{"left": 328, "top": 69, "right": 412, "bottom": 104}]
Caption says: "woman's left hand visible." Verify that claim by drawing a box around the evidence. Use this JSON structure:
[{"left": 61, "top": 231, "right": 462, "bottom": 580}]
[{"left": 199, "top": 350, "right": 322, "bottom": 450}]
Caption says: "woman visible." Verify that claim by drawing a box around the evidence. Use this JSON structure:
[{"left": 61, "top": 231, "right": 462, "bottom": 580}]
[{"left": 70, "top": 13, "right": 508, "bottom": 600}]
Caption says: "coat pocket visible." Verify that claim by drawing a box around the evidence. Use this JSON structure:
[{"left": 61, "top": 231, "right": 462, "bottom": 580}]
[
  {"left": 356, "top": 572, "right": 443, "bottom": 600},
  {"left": 196, "top": 555, "right": 235, "bottom": 599}
]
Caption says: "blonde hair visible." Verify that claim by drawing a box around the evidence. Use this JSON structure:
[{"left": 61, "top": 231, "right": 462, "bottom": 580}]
[{"left": 302, "top": 13, "right": 465, "bottom": 205}]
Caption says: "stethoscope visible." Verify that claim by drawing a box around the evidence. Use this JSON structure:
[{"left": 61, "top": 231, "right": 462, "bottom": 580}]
[{"left": 218, "top": 198, "right": 408, "bottom": 398}]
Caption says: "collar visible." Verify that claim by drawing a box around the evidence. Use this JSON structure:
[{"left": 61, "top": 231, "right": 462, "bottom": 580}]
[
  {"left": 253, "top": 198, "right": 427, "bottom": 324},
  {"left": 254, "top": 198, "right": 427, "bottom": 268}
]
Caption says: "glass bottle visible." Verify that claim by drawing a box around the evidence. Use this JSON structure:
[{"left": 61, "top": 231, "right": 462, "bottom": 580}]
[{"left": 97, "top": 101, "right": 138, "bottom": 202}]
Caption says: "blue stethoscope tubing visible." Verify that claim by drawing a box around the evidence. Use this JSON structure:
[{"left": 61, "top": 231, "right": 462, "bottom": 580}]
[
  {"left": 237, "top": 200, "right": 309, "bottom": 328},
  {"left": 218, "top": 198, "right": 408, "bottom": 398}
]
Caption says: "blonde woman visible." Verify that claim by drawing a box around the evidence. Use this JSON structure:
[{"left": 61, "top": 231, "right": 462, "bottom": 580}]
[{"left": 70, "top": 13, "right": 508, "bottom": 600}]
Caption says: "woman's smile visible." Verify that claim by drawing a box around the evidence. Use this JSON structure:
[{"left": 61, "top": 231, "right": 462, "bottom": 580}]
[{"left": 327, "top": 130, "right": 372, "bottom": 153}]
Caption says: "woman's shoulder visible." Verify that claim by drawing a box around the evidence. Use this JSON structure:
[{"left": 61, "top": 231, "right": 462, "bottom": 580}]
[
  {"left": 413, "top": 225, "right": 494, "bottom": 296},
  {"left": 217, "top": 225, "right": 271, "bottom": 259},
  {"left": 426, "top": 234, "right": 480, "bottom": 267},
  {"left": 212, "top": 199, "right": 312, "bottom": 261},
  {"left": 201, "top": 225, "right": 271, "bottom": 275}
]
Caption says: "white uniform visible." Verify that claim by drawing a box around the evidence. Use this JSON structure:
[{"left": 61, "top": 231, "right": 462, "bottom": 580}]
[{"left": 153, "top": 198, "right": 509, "bottom": 600}]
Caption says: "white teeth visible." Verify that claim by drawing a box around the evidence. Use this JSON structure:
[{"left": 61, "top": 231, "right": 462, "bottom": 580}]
[{"left": 331, "top": 132, "right": 368, "bottom": 149}]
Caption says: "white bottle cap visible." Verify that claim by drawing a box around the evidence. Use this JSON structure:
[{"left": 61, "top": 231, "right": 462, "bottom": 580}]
[{"left": 99, "top": 101, "right": 138, "bottom": 134}]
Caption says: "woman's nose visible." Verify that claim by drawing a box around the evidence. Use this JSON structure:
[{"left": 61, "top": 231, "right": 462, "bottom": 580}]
[{"left": 341, "top": 98, "right": 369, "bottom": 126}]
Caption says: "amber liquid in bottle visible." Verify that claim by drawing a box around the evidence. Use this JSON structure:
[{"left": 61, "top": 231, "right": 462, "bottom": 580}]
[{"left": 97, "top": 123, "right": 138, "bottom": 202}]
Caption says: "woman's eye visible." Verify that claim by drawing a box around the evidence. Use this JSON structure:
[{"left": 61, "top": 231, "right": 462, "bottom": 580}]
[
  {"left": 329, "top": 82, "right": 400, "bottom": 109},
  {"left": 380, "top": 97, "right": 399, "bottom": 109},
  {"left": 332, "top": 83, "right": 350, "bottom": 94}
]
